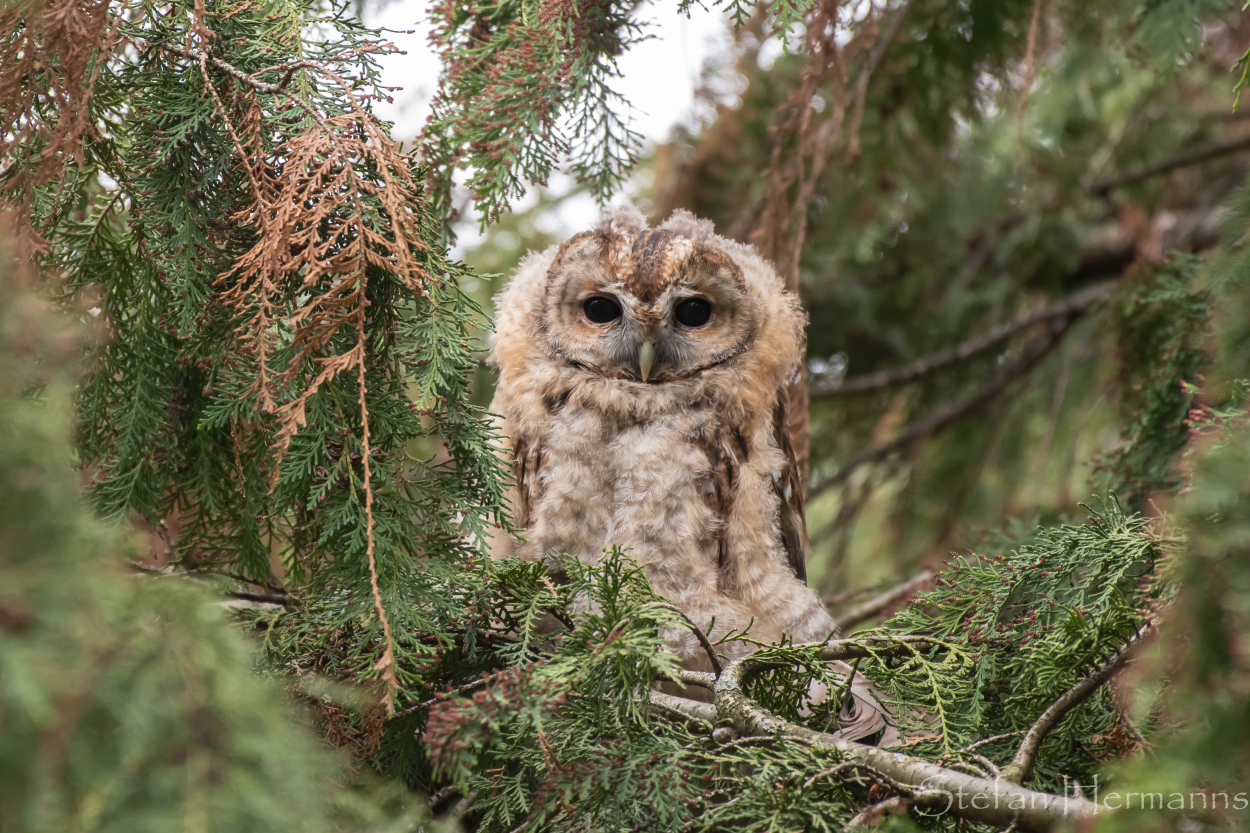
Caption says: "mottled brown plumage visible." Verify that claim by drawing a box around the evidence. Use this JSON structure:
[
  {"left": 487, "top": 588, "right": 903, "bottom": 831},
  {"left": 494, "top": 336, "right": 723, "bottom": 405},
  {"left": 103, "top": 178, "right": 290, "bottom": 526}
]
[{"left": 487, "top": 207, "right": 888, "bottom": 740}]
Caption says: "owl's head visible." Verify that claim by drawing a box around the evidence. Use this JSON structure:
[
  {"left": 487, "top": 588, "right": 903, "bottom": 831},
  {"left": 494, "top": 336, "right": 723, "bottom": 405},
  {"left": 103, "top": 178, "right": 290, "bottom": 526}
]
[{"left": 538, "top": 209, "right": 755, "bottom": 383}]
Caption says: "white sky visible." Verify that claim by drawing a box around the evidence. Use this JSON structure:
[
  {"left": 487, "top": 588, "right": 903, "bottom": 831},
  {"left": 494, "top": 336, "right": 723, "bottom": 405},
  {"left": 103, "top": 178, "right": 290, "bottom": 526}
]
[{"left": 364, "top": 1, "right": 733, "bottom": 248}]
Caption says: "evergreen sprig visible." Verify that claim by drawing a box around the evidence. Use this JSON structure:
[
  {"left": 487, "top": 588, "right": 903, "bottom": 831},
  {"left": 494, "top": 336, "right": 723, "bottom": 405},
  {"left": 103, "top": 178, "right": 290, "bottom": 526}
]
[{"left": 420, "top": 0, "right": 647, "bottom": 225}]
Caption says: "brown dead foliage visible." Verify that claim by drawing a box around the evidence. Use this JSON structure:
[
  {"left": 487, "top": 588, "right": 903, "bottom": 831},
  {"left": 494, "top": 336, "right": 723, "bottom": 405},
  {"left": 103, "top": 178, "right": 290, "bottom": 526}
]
[
  {"left": 181, "top": 26, "right": 433, "bottom": 714},
  {"left": 0, "top": 0, "right": 438, "bottom": 718},
  {"left": 0, "top": 0, "right": 122, "bottom": 265}
]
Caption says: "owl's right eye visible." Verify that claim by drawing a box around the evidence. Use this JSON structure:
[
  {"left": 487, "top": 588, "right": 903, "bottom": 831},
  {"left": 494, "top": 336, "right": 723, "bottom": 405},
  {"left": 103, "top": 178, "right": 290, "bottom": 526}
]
[{"left": 582, "top": 296, "right": 623, "bottom": 324}]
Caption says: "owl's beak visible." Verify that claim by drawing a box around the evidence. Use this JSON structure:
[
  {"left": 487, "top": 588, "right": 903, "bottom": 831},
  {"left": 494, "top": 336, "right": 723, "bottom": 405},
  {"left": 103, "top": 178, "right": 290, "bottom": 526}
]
[{"left": 638, "top": 340, "right": 656, "bottom": 382}]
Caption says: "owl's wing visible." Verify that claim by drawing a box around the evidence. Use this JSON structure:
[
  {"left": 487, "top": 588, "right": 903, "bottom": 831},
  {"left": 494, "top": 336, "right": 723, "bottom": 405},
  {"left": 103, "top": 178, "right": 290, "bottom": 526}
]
[
  {"left": 509, "top": 432, "right": 544, "bottom": 531},
  {"left": 772, "top": 384, "right": 810, "bottom": 584}
]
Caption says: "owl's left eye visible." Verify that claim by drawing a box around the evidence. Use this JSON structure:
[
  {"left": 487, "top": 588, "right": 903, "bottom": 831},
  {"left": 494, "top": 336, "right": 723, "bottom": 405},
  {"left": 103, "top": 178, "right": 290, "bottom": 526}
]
[{"left": 674, "top": 297, "right": 713, "bottom": 328}]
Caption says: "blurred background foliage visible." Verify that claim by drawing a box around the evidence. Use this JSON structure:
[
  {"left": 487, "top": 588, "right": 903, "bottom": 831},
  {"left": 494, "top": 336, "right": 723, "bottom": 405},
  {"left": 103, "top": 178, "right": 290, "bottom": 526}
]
[{"left": 0, "top": 240, "right": 442, "bottom": 833}]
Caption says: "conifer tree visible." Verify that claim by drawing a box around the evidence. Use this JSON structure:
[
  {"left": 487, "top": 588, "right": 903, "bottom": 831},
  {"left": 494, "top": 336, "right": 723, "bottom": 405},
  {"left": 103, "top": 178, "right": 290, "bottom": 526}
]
[{"left": 5, "top": 0, "right": 1250, "bottom": 830}]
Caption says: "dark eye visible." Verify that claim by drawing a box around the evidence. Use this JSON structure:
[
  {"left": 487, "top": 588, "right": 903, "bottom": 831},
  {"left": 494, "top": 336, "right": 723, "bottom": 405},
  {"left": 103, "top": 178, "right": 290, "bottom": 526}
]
[
  {"left": 582, "top": 295, "right": 622, "bottom": 324},
  {"left": 674, "top": 297, "right": 713, "bottom": 328}
]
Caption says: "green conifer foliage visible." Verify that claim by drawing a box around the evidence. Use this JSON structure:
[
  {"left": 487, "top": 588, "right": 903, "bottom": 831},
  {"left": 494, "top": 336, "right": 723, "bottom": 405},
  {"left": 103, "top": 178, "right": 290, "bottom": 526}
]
[
  {"left": 420, "top": 0, "right": 647, "bottom": 225},
  {"left": 5, "top": 0, "right": 510, "bottom": 725},
  {"left": 0, "top": 246, "right": 436, "bottom": 833}
]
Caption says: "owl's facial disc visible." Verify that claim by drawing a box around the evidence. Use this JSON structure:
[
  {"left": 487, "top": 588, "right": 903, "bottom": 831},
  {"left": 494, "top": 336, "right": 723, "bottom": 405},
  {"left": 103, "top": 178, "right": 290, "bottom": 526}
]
[{"left": 543, "top": 229, "right": 755, "bottom": 383}]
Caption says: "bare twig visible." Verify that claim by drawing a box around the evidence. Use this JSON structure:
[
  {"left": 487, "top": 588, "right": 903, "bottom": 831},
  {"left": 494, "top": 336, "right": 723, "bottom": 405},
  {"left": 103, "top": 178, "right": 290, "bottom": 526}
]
[
  {"left": 811, "top": 280, "right": 1115, "bottom": 397},
  {"left": 846, "top": 795, "right": 908, "bottom": 829},
  {"left": 810, "top": 316, "right": 1075, "bottom": 497},
  {"left": 388, "top": 675, "right": 495, "bottom": 722},
  {"left": 830, "top": 571, "right": 935, "bottom": 631},
  {"left": 658, "top": 602, "right": 724, "bottom": 676},
  {"left": 127, "top": 559, "right": 291, "bottom": 602},
  {"left": 1001, "top": 625, "right": 1149, "bottom": 784},
  {"left": 843, "top": 0, "right": 914, "bottom": 162},
  {"left": 677, "top": 669, "right": 717, "bottom": 690},
  {"left": 824, "top": 583, "right": 875, "bottom": 608},
  {"left": 1092, "top": 131, "right": 1250, "bottom": 194},
  {"left": 960, "top": 730, "right": 1026, "bottom": 754},
  {"left": 970, "top": 753, "right": 1001, "bottom": 779},
  {"left": 801, "top": 761, "right": 859, "bottom": 790},
  {"left": 1012, "top": 0, "right": 1044, "bottom": 168},
  {"left": 222, "top": 588, "right": 289, "bottom": 605}
]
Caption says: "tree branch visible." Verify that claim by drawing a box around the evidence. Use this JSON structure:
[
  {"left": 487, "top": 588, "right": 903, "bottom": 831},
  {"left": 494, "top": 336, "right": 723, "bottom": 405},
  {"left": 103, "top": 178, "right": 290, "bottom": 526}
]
[
  {"left": 1001, "top": 625, "right": 1149, "bottom": 784},
  {"left": 127, "top": 559, "right": 290, "bottom": 603},
  {"left": 846, "top": 795, "right": 908, "bottom": 829},
  {"left": 222, "top": 588, "right": 289, "bottom": 605},
  {"left": 812, "top": 281, "right": 1115, "bottom": 397},
  {"left": 830, "top": 571, "right": 935, "bottom": 632},
  {"left": 1092, "top": 132, "right": 1250, "bottom": 194},
  {"left": 714, "top": 639, "right": 1098, "bottom": 831},
  {"left": 676, "top": 669, "right": 717, "bottom": 689},
  {"left": 810, "top": 316, "right": 1075, "bottom": 497},
  {"left": 388, "top": 675, "right": 496, "bottom": 722},
  {"left": 657, "top": 602, "right": 724, "bottom": 676},
  {"left": 649, "top": 689, "right": 717, "bottom": 725}
]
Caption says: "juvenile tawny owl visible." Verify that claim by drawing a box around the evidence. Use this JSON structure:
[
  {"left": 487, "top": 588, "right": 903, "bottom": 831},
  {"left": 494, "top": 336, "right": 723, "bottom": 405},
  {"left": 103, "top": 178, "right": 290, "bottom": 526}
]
[{"left": 487, "top": 206, "right": 840, "bottom": 670}]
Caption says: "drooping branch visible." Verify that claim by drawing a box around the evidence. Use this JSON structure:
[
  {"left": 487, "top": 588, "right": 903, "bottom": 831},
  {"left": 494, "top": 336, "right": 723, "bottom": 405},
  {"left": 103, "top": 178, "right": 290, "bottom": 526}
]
[
  {"left": 158, "top": 15, "right": 435, "bottom": 715},
  {"left": 711, "top": 639, "right": 1098, "bottom": 831},
  {"left": 812, "top": 280, "right": 1116, "bottom": 397},
  {"left": 810, "top": 315, "right": 1076, "bottom": 497},
  {"left": 1000, "top": 625, "right": 1149, "bottom": 784}
]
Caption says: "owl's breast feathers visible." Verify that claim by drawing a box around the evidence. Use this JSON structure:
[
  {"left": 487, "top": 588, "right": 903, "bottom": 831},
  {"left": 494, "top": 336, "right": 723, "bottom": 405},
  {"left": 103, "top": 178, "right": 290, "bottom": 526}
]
[{"left": 505, "top": 373, "right": 809, "bottom": 588}]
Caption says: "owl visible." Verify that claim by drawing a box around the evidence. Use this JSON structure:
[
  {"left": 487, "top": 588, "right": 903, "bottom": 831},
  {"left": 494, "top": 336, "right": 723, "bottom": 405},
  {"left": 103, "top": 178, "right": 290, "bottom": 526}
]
[{"left": 487, "top": 204, "right": 842, "bottom": 674}]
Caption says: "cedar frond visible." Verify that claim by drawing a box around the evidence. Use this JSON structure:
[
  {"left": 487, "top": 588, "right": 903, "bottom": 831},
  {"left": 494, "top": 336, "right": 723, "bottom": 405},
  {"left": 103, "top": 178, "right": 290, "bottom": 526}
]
[{"left": 199, "top": 48, "right": 435, "bottom": 712}]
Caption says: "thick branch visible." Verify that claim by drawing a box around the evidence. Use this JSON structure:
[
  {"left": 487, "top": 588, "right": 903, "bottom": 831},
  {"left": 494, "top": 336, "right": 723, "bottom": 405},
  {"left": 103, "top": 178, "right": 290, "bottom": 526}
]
[
  {"left": 831, "top": 571, "right": 934, "bottom": 632},
  {"left": 714, "top": 642, "right": 1097, "bottom": 831},
  {"left": 812, "top": 281, "right": 1115, "bottom": 397},
  {"left": 810, "top": 316, "right": 1074, "bottom": 497},
  {"left": 1092, "top": 132, "right": 1250, "bottom": 194},
  {"left": 649, "top": 689, "right": 717, "bottom": 725},
  {"left": 1001, "top": 626, "right": 1148, "bottom": 784}
]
